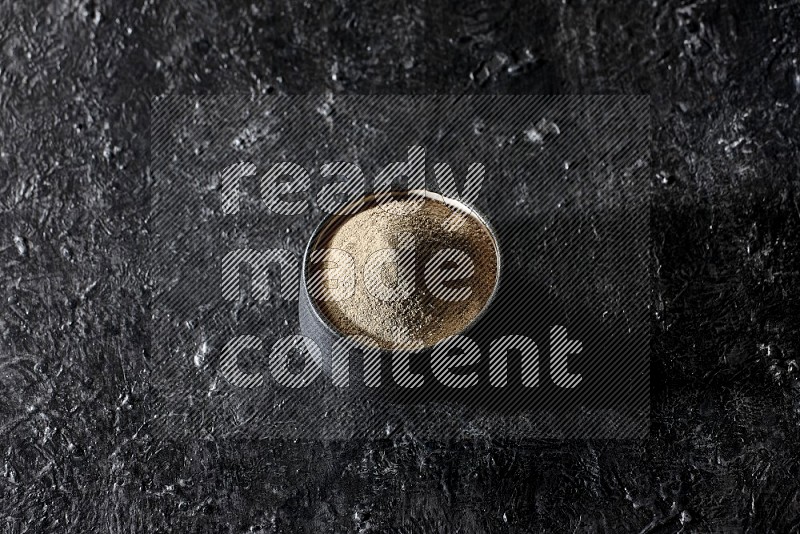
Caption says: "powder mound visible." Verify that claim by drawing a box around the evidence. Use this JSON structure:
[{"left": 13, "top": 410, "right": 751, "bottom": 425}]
[{"left": 310, "top": 193, "right": 499, "bottom": 349}]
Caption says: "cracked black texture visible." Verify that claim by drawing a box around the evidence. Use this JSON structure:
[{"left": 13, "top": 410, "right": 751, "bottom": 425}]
[{"left": 1, "top": 0, "right": 799, "bottom": 532}]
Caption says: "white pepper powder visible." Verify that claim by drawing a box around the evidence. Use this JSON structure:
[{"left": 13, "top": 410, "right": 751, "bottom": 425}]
[{"left": 310, "top": 193, "right": 499, "bottom": 349}]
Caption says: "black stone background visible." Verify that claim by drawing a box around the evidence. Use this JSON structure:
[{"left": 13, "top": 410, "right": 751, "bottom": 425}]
[{"left": 1, "top": 0, "right": 799, "bottom": 532}]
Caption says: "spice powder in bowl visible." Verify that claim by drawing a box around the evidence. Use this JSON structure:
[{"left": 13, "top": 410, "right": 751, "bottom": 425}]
[{"left": 307, "top": 190, "right": 499, "bottom": 350}]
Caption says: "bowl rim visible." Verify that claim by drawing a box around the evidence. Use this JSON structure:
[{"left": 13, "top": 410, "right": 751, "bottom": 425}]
[{"left": 300, "top": 188, "right": 502, "bottom": 351}]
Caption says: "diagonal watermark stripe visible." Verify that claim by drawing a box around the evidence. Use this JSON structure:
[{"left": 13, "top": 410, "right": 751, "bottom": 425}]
[{"left": 149, "top": 95, "right": 650, "bottom": 440}]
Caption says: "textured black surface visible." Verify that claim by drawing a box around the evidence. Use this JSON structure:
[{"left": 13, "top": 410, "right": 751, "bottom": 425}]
[{"left": 1, "top": 0, "right": 799, "bottom": 532}]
